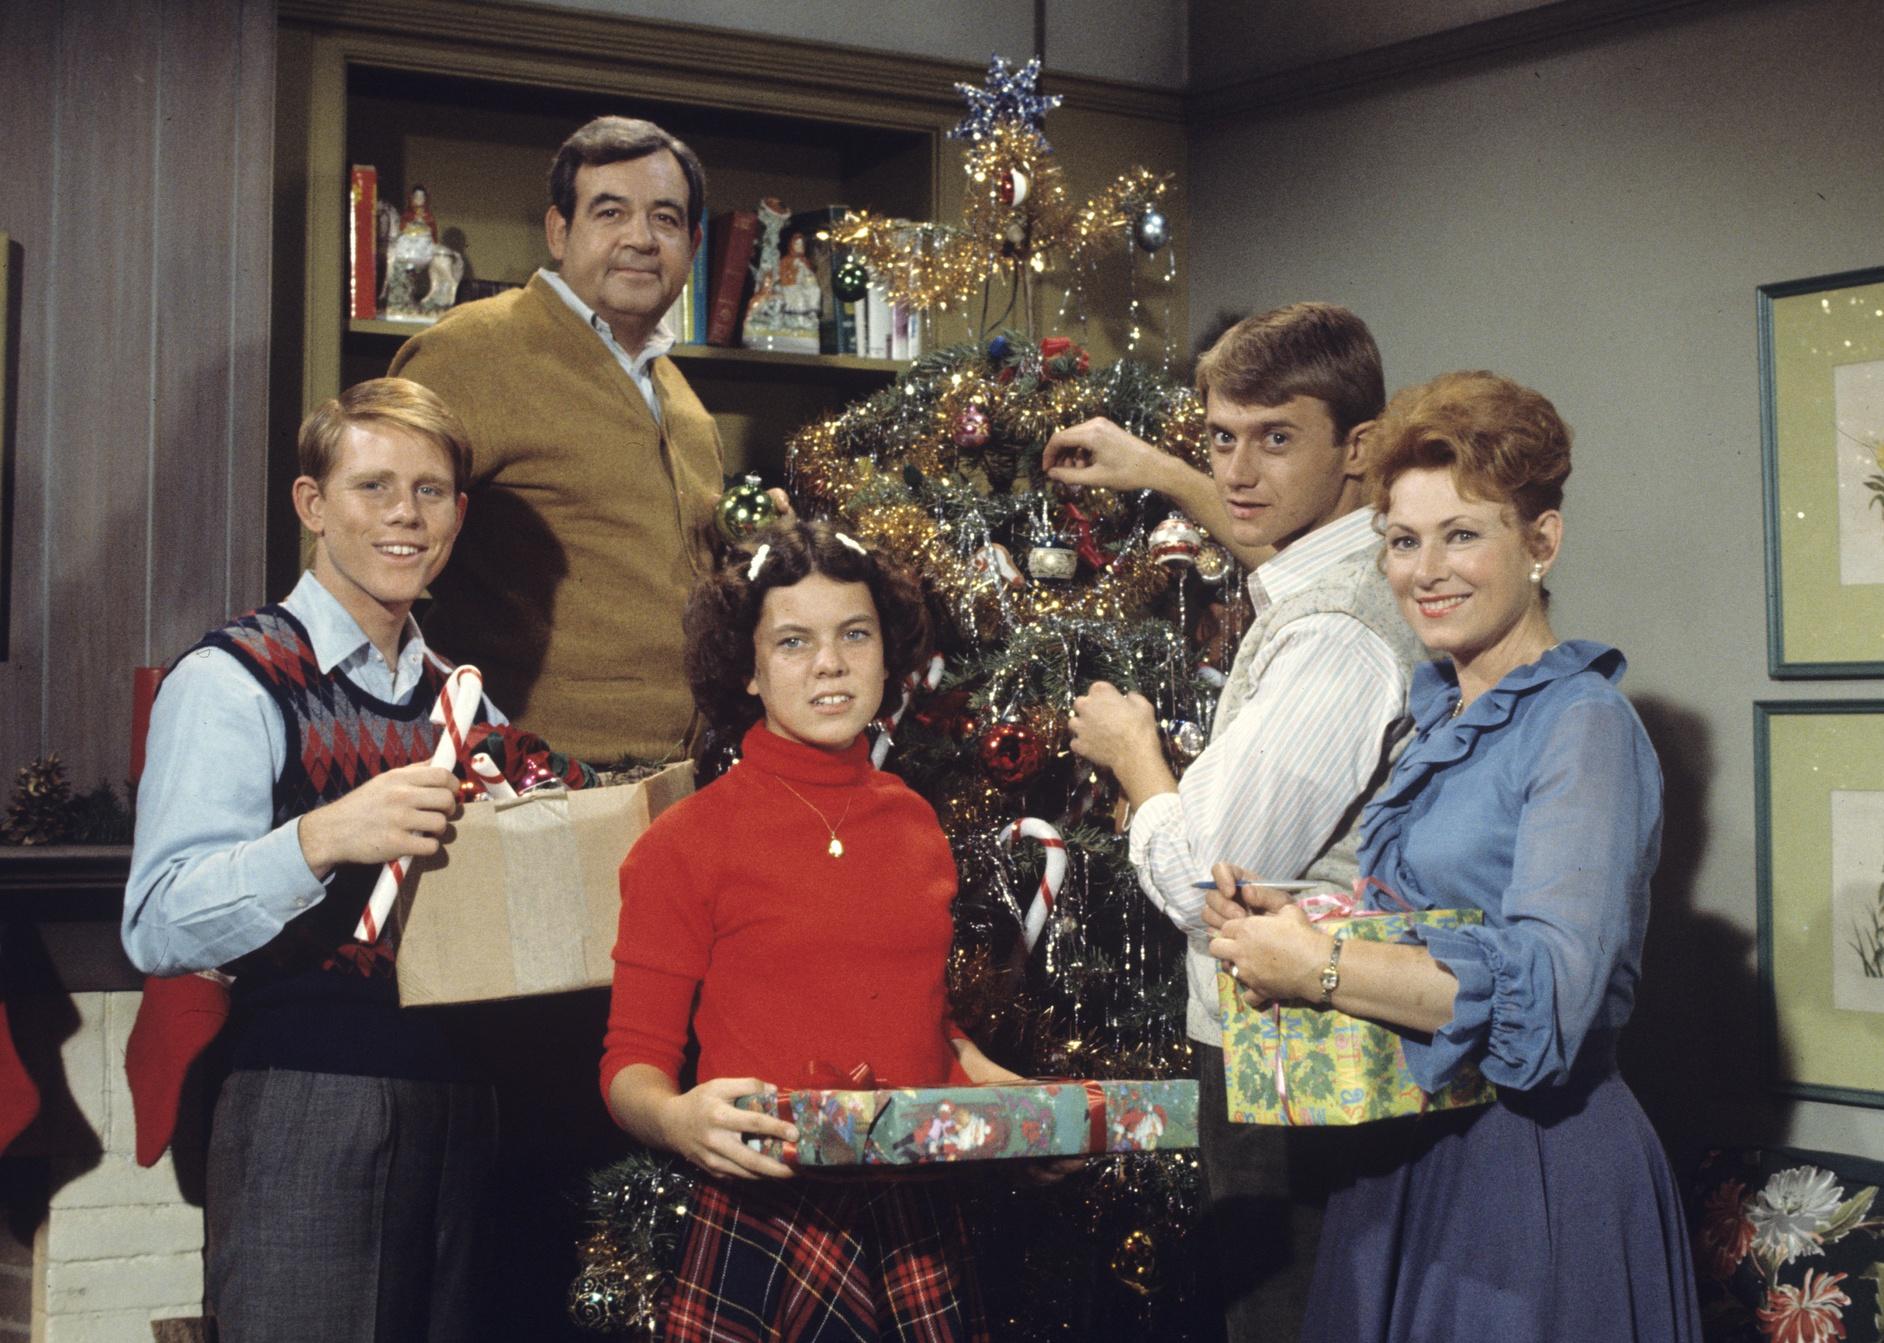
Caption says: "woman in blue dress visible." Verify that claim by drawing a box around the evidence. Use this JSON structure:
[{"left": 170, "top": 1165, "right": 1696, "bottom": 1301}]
[{"left": 1206, "top": 370, "right": 1702, "bottom": 1342}]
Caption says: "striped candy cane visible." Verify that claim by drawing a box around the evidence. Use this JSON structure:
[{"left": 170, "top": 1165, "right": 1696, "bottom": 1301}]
[
  {"left": 467, "top": 752, "right": 518, "bottom": 801},
  {"left": 870, "top": 653, "right": 945, "bottom": 768},
  {"left": 354, "top": 665, "right": 485, "bottom": 943},
  {"left": 999, "top": 817, "right": 1067, "bottom": 952}
]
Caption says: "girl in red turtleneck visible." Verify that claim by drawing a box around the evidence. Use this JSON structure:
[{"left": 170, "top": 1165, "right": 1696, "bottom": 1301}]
[{"left": 601, "top": 519, "right": 1015, "bottom": 1341}]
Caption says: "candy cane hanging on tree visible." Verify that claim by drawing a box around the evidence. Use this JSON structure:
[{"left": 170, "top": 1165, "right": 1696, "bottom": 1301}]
[
  {"left": 870, "top": 653, "right": 945, "bottom": 768},
  {"left": 998, "top": 816, "right": 1067, "bottom": 952}
]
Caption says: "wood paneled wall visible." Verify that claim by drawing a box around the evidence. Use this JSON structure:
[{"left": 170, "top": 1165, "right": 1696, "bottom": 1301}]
[{"left": 0, "top": 0, "right": 274, "bottom": 789}]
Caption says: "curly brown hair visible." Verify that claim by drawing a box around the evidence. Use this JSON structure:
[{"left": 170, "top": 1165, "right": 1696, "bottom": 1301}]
[
  {"left": 1367, "top": 370, "right": 1572, "bottom": 523},
  {"left": 683, "top": 519, "right": 932, "bottom": 737}
]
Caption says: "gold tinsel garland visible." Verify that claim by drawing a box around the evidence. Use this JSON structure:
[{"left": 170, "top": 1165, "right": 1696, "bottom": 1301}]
[{"left": 830, "top": 123, "right": 1173, "bottom": 314}]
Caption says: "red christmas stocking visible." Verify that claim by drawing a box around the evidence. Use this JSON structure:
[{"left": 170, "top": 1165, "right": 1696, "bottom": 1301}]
[
  {"left": 0, "top": 999, "right": 40, "bottom": 1154},
  {"left": 124, "top": 973, "right": 230, "bottom": 1167}
]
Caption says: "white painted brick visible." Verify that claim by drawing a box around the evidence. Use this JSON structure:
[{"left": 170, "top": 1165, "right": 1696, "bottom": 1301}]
[
  {"left": 48, "top": 1154, "right": 186, "bottom": 1210},
  {"left": 45, "top": 1306, "right": 181, "bottom": 1343},
  {"left": 58, "top": 995, "right": 111, "bottom": 1143},
  {"left": 45, "top": 1253, "right": 203, "bottom": 1315},
  {"left": 46, "top": 1204, "right": 203, "bottom": 1263},
  {"left": 102, "top": 993, "right": 142, "bottom": 1155}
]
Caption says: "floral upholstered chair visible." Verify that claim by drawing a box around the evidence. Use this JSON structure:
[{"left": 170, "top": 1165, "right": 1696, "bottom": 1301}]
[{"left": 1692, "top": 1147, "right": 1884, "bottom": 1343}]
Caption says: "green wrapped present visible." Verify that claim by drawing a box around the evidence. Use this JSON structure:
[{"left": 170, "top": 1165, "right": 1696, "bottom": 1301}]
[
  {"left": 737, "top": 1078, "right": 1197, "bottom": 1167},
  {"left": 1219, "top": 908, "right": 1497, "bottom": 1126}
]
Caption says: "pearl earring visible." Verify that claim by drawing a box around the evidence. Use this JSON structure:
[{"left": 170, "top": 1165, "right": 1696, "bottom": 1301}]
[{"left": 1529, "top": 562, "right": 1545, "bottom": 584}]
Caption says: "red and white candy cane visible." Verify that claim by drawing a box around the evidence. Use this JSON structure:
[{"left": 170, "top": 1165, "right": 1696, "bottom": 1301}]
[
  {"left": 354, "top": 665, "right": 485, "bottom": 943},
  {"left": 467, "top": 752, "right": 518, "bottom": 802},
  {"left": 999, "top": 817, "right": 1067, "bottom": 952},
  {"left": 870, "top": 653, "right": 945, "bottom": 768}
]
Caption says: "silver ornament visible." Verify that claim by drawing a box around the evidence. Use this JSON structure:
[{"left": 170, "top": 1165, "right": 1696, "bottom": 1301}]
[
  {"left": 1163, "top": 718, "right": 1206, "bottom": 763},
  {"left": 1027, "top": 543, "right": 1078, "bottom": 582},
  {"left": 1134, "top": 207, "right": 1169, "bottom": 253}
]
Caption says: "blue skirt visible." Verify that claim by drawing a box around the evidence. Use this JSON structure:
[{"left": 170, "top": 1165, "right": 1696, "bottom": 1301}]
[{"left": 1301, "top": 1068, "right": 1702, "bottom": 1343}]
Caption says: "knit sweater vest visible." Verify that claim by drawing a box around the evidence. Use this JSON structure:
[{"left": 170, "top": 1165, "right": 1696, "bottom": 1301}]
[
  {"left": 191, "top": 607, "right": 465, "bottom": 1079},
  {"left": 1214, "top": 547, "right": 1426, "bottom": 896},
  {"left": 391, "top": 272, "right": 725, "bottom": 763}
]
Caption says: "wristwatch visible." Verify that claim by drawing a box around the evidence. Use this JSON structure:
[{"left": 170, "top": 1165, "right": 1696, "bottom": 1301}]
[{"left": 1317, "top": 933, "right": 1345, "bottom": 1007}]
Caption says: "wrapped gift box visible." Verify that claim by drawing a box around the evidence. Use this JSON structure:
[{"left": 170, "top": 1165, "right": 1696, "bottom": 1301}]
[
  {"left": 737, "top": 1079, "right": 1197, "bottom": 1166},
  {"left": 1219, "top": 908, "right": 1497, "bottom": 1126},
  {"left": 392, "top": 762, "right": 694, "bottom": 1006}
]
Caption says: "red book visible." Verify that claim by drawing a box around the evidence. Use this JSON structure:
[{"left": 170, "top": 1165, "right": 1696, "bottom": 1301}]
[
  {"left": 705, "top": 209, "right": 761, "bottom": 346},
  {"left": 349, "top": 165, "right": 378, "bottom": 320}
]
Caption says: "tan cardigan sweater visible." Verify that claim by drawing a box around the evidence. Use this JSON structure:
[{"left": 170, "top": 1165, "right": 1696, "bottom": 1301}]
[{"left": 391, "top": 273, "right": 724, "bottom": 763}]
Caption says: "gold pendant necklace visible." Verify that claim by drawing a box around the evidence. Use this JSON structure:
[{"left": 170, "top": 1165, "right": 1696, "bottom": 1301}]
[{"left": 767, "top": 772, "right": 854, "bottom": 858}]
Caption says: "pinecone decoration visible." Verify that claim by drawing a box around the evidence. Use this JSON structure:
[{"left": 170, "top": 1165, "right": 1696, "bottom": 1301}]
[{"left": 3, "top": 755, "right": 78, "bottom": 846}]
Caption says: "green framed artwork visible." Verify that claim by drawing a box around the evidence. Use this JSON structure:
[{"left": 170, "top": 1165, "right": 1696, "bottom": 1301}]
[
  {"left": 1756, "top": 700, "right": 1884, "bottom": 1108},
  {"left": 1759, "top": 266, "right": 1884, "bottom": 677}
]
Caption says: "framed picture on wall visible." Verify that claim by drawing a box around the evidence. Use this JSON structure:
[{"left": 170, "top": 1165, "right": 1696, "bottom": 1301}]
[
  {"left": 1759, "top": 266, "right": 1884, "bottom": 677},
  {"left": 1756, "top": 699, "right": 1884, "bottom": 1108}
]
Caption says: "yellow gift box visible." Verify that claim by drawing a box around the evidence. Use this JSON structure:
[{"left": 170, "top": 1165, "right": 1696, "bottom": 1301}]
[{"left": 1218, "top": 908, "right": 1497, "bottom": 1126}]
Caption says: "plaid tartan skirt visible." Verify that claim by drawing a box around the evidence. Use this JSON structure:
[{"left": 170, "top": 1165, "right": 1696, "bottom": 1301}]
[{"left": 661, "top": 1176, "right": 990, "bottom": 1342}]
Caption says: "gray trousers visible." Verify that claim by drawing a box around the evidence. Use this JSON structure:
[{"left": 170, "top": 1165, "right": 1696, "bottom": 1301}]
[
  {"left": 206, "top": 1068, "right": 497, "bottom": 1343},
  {"left": 1197, "top": 1042, "right": 1343, "bottom": 1343}
]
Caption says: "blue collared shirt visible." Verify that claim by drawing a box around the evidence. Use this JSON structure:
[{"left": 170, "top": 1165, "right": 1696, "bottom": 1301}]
[
  {"left": 121, "top": 571, "right": 503, "bottom": 976},
  {"left": 1360, "top": 641, "right": 1660, "bottom": 1092},
  {"left": 536, "top": 267, "right": 674, "bottom": 422}
]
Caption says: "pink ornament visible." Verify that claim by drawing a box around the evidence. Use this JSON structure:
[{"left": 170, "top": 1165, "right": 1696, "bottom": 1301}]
[{"left": 951, "top": 405, "right": 991, "bottom": 448}]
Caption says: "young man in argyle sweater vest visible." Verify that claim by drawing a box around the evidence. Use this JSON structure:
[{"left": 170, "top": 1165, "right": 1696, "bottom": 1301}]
[{"left": 123, "top": 379, "right": 501, "bottom": 1343}]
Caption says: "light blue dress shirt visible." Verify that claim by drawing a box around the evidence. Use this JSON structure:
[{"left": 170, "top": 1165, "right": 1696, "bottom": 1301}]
[
  {"left": 121, "top": 571, "right": 503, "bottom": 977},
  {"left": 1358, "top": 640, "right": 1662, "bottom": 1093}
]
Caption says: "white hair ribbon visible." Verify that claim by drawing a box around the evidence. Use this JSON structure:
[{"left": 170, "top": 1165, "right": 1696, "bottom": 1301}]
[
  {"left": 834, "top": 532, "right": 868, "bottom": 556},
  {"left": 746, "top": 544, "right": 772, "bottom": 581}
]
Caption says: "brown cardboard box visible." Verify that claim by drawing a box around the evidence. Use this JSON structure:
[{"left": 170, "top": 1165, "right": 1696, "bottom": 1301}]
[{"left": 391, "top": 762, "right": 694, "bottom": 1006}]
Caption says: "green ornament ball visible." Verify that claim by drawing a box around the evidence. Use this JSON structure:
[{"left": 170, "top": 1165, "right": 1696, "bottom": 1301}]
[
  {"left": 715, "top": 475, "right": 779, "bottom": 544},
  {"left": 833, "top": 259, "right": 870, "bottom": 303}
]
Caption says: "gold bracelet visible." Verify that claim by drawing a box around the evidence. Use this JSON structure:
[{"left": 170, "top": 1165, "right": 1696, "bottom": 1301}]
[{"left": 1317, "top": 932, "right": 1345, "bottom": 1007}]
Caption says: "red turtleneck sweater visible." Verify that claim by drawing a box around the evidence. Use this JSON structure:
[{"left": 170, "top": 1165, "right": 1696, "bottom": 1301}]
[{"left": 601, "top": 723, "right": 964, "bottom": 1100}]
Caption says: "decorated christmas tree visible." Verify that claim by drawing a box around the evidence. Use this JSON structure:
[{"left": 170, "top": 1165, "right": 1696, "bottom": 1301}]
[{"left": 574, "top": 57, "right": 1250, "bottom": 1340}]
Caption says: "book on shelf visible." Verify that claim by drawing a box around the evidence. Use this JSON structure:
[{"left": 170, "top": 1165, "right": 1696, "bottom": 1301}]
[
  {"left": 704, "top": 209, "right": 760, "bottom": 346},
  {"left": 348, "top": 165, "right": 378, "bottom": 320},
  {"left": 890, "top": 294, "right": 922, "bottom": 361},
  {"left": 690, "top": 215, "right": 709, "bottom": 341},
  {"left": 787, "top": 205, "right": 857, "bottom": 356},
  {"left": 659, "top": 221, "right": 711, "bottom": 344}
]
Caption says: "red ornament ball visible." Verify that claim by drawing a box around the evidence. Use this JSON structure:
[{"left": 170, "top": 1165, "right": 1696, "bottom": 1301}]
[{"left": 979, "top": 719, "right": 1045, "bottom": 787}]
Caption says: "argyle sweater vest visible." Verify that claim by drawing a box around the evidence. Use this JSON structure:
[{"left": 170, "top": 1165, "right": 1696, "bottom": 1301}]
[{"left": 189, "top": 606, "right": 468, "bottom": 1080}]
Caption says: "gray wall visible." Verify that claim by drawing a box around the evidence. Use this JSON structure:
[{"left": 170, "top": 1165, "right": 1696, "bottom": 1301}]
[
  {"left": 489, "top": 0, "right": 1189, "bottom": 88},
  {"left": 1189, "top": 0, "right": 1884, "bottom": 1161},
  {"left": 1192, "top": 0, "right": 1546, "bottom": 82},
  {"left": 0, "top": 0, "right": 275, "bottom": 791}
]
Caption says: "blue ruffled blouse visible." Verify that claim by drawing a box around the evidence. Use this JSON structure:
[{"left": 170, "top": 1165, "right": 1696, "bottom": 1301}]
[{"left": 1358, "top": 640, "right": 1662, "bottom": 1094}]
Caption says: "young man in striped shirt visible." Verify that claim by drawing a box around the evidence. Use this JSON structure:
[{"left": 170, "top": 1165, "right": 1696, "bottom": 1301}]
[{"left": 1043, "top": 302, "right": 1422, "bottom": 1342}]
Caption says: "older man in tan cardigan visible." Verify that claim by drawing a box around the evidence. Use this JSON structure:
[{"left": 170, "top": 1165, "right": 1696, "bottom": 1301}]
[{"left": 393, "top": 116, "right": 724, "bottom": 765}]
